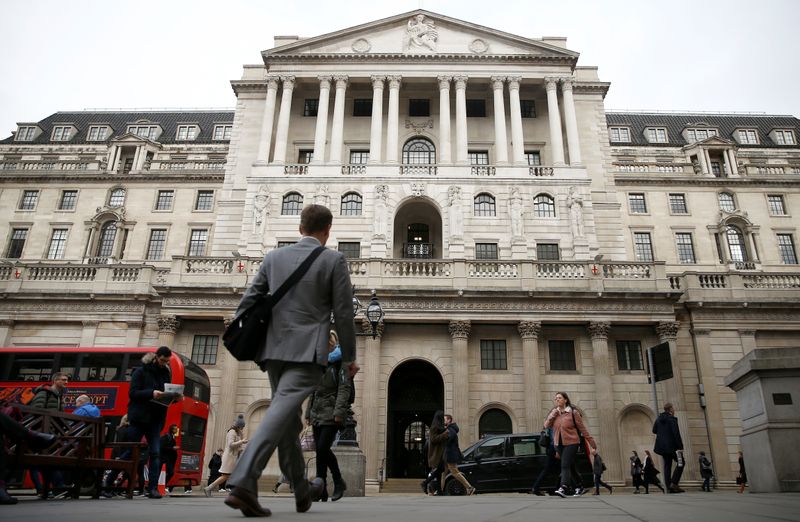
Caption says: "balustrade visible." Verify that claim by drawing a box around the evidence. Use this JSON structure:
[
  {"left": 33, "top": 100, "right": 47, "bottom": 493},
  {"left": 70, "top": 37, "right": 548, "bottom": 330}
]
[
  {"left": 470, "top": 165, "right": 496, "bottom": 176},
  {"left": 602, "top": 263, "right": 652, "bottom": 279},
  {"left": 399, "top": 165, "right": 437, "bottom": 176},
  {"left": 536, "top": 262, "right": 585, "bottom": 279},
  {"left": 341, "top": 164, "right": 367, "bottom": 175},
  {"left": 468, "top": 261, "right": 519, "bottom": 278},
  {"left": 529, "top": 166, "right": 554, "bottom": 176},
  {"left": 742, "top": 274, "right": 800, "bottom": 289},
  {"left": 383, "top": 260, "right": 451, "bottom": 277},
  {"left": 284, "top": 164, "right": 309, "bottom": 175},
  {"left": 27, "top": 265, "right": 97, "bottom": 281}
]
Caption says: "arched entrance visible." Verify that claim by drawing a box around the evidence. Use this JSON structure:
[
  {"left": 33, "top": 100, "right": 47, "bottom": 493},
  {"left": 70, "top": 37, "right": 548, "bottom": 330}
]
[
  {"left": 478, "top": 408, "right": 513, "bottom": 438},
  {"left": 619, "top": 405, "right": 655, "bottom": 483},
  {"left": 392, "top": 199, "right": 443, "bottom": 259},
  {"left": 386, "top": 360, "right": 444, "bottom": 478}
]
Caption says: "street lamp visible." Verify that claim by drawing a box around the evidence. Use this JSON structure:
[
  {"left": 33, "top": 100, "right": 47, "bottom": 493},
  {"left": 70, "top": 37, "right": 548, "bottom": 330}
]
[{"left": 352, "top": 289, "right": 383, "bottom": 339}]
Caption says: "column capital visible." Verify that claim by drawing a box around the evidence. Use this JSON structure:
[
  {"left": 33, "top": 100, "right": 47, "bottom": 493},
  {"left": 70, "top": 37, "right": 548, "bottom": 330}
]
[
  {"left": 518, "top": 320, "right": 542, "bottom": 340},
  {"left": 544, "top": 76, "right": 560, "bottom": 91},
  {"left": 448, "top": 320, "right": 471, "bottom": 339},
  {"left": 157, "top": 314, "right": 180, "bottom": 334},
  {"left": 437, "top": 75, "right": 452, "bottom": 89},
  {"left": 317, "top": 75, "right": 332, "bottom": 88},
  {"left": 333, "top": 75, "right": 349, "bottom": 88},
  {"left": 266, "top": 75, "right": 280, "bottom": 90},
  {"left": 588, "top": 321, "right": 611, "bottom": 340},
  {"left": 360, "top": 316, "right": 385, "bottom": 338},
  {"left": 560, "top": 77, "right": 575, "bottom": 92},
  {"left": 280, "top": 75, "right": 296, "bottom": 89},
  {"left": 507, "top": 76, "right": 522, "bottom": 90},
  {"left": 656, "top": 321, "right": 680, "bottom": 342},
  {"left": 490, "top": 76, "right": 506, "bottom": 90},
  {"left": 453, "top": 75, "right": 468, "bottom": 89},
  {"left": 370, "top": 75, "right": 386, "bottom": 88},
  {"left": 387, "top": 75, "right": 402, "bottom": 89}
]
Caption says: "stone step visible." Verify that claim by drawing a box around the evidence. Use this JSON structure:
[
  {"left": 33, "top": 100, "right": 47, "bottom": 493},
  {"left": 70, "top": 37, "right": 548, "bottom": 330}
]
[{"left": 380, "top": 478, "right": 425, "bottom": 494}]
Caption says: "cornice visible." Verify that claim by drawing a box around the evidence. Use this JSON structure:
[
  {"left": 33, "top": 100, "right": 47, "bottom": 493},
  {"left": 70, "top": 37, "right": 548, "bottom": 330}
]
[
  {"left": 0, "top": 171, "right": 226, "bottom": 183},
  {"left": 230, "top": 80, "right": 270, "bottom": 95},
  {"left": 613, "top": 173, "right": 800, "bottom": 188},
  {"left": 264, "top": 53, "right": 577, "bottom": 66},
  {"left": 573, "top": 81, "right": 611, "bottom": 98}
]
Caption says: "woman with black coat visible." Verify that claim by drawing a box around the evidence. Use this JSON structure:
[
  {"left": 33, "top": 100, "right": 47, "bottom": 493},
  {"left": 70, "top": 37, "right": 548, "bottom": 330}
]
[
  {"left": 420, "top": 410, "right": 448, "bottom": 495},
  {"left": 642, "top": 450, "right": 665, "bottom": 493},
  {"left": 630, "top": 450, "right": 643, "bottom": 493}
]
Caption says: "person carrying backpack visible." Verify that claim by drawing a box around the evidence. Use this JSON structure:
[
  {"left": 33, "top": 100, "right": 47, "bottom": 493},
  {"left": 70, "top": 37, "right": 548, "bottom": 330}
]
[{"left": 699, "top": 451, "right": 713, "bottom": 492}]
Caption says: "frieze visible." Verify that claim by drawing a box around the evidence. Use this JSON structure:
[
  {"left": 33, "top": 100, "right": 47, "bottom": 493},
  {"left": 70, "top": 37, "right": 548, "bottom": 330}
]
[
  {"left": 0, "top": 301, "right": 145, "bottom": 313},
  {"left": 379, "top": 298, "right": 671, "bottom": 313},
  {"left": 688, "top": 309, "right": 800, "bottom": 323},
  {"left": 162, "top": 296, "right": 242, "bottom": 309}
]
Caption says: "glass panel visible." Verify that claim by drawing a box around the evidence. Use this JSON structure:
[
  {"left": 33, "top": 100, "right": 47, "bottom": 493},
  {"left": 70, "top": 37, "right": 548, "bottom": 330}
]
[
  {"left": 10, "top": 353, "right": 56, "bottom": 382},
  {"left": 78, "top": 352, "right": 126, "bottom": 381}
]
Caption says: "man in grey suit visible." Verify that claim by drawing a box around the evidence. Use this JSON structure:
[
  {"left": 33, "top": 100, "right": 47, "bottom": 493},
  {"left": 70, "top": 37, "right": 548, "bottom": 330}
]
[{"left": 225, "top": 204, "right": 357, "bottom": 517}]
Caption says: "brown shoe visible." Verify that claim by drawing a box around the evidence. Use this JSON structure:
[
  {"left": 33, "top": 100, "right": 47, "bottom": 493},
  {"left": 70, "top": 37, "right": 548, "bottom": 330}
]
[
  {"left": 296, "top": 478, "right": 324, "bottom": 513},
  {"left": 224, "top": 487, "right": 271, "bottom": 518}
]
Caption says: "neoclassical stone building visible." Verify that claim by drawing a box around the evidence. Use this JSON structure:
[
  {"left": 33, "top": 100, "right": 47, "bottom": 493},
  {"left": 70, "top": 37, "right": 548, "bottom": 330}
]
[{"left": 1, "top": 10, "right": 799, "bottom": 489}]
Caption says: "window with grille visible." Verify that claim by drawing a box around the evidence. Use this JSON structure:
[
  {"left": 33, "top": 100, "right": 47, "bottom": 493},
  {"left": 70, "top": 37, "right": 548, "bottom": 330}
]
[
  {"left": 633, "top": 232, "right": 654, "bottom": 262},
  {"left": 711, "top": 161, "right": 722, "bottom": 177},
  {"left": 96, "top": 221, "right": 118, "bottom": 259},
  {"left": 281, "top": 193, "right": 303, "bottom": 215},
  {"left": 548, "top": 340, "right": 576, "bottom": 371},
  {"left": 147, "top": 229, "right": 167, "bottom": 260},
  {"left": 469, "top": 151, "right": 489, "bottom": 165},
  {"left": 402, "top": 138, "right": 436, "bottom": 164},
  {"left": 480, "top": 340, "right": 507, "bottom": 370},
  {"left": 87, "top": 126, "right": 109, "bottom": 141},
  {"left": 475, "top": 243, "right": 498, "bottom": 260},
  {"left": 768, "top": 195, "right": 787, "bottom": 215},
  {"left": 473, "top": 193, "right": 496, "bottom": 216},
  {"left": 195, "top": 190, "right": 214, "bottom": 211},
  {"left": 628, "top": 193, "right": 647, "bottom": 213},
  {"left": 188, "top": 229, "right": 208, "bottom": 257},
  {"left": 191, "top": 335, "right": 218, "bottom": 365},
  {"left": 525, "top": 151, "right": 541, "bottom": 165},
  {"left": 645, "top": 128, "right": 667, "bottom": 143},
  {"left": 46, "top": 229, "right": 68, "bottom": 260},
  {"left": 675, "top": 233, "right": 696, "bottom": 264},
  {"left": 58, "top": 190, "right": 78, "bottom": 210},
  {"left": 537, "top": 243, "right": 560, "bottom": 260},
  {"left": 340, "top": 193, "right": 362, "bottom": 216},
  {"left": 409, "top": 99, "right": 430, "bottom": 117},
  {"left": 777, "top": 234, "right": 798, "bottom": 264},
  {"left": 533, "top": 194, "right": 556, "bottom": 217},
  {"left": 298, "top": 150, "right": 314, "bottom": 164},
  {"left": 176, "top": 125, "right": 198, "bottom": 141},
  {"left": 108, "top": 188, "right": 126, "bottom": 207},
  {"left": 155, "top": 190, "right": 174, "bottom": 210},
  {"left": 213, "top": 125, "right": 232, "bottom": 140},
  {"left": 52, "top": 126, "right": 72, "bottom": 141},
  {"left": 16, "top": 126, "right": 37, "bottom": 141},
  {"left": 7, "top": 228, "right": 27, "bottom": 258},
  {"left": 726, "top": 225, "right": 746, "bottom": 262},
  {"left": 669, "top": 193, "right": 687, "bottom": 214},
  {"left": 609, "top": 127, "right": 631, "bottom": 142},
  {"left": 738, "top": 129, "right": 758, "bottom": 144},
  {"left": 774, "top": 130, "right": 796, "bottom": 145},
  {"left": 353, "top": 99, "right": 372, "bottom": 117},
  {"left": 466, "top": 99, "right": 486, "bottom": 117},
  {"left": 520, "top": 100, "right": 536, "bottom": 118},
  {"left": 616, "top": 340, "right": 643, "bottom": 370},
  {"left": 337, "top": 242, "right": 361, "bottom": 259},
  {"left": 718, "top": 192, "right": 736, "bottom": 212},
  {"left": 19, "top": 190, "right": 39, "bottom": 210},
  {"left": 304, "top": 98, "right": 319, "bottom": 117},
  {"left": 349, "top": 150, "right": 369, "bottom": 164}
]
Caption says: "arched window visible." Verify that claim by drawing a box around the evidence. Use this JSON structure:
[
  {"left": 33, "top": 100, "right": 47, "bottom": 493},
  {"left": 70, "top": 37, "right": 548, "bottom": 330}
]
[
  {"left": 108, "top": 188, "right": 126, "bottom": 207},
  {"left": 726, "top": 225, "right": 747, "bottom": 262},
  {"left": 533, "top": 194, "right": 556, "bottom": 217},
  {"left": 718, "top": 192, "right": 736, "bottom": 212},
  {"left": 281, "top": 192, "right": 303, "bottom": 215},
  {"left": 96, "top": 221, "right": 117, "bottom": 259},
  {"left": 341, "top": 192, "right": 362, "bottom": 216},
  {"left": 402, "top": 137, "right": 436, "bottom": 164},
  {"left": 478, "top": 408, "right": 512, "bottom": 439},
  {"left": 473, "top": 193, "right": 496, "bottom": 216}
]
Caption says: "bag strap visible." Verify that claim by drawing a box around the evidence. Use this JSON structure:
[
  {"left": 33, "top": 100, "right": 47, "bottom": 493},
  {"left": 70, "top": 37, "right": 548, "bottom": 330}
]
[{"left": 270, "top": 245, "right": 326, "bottom": 304}]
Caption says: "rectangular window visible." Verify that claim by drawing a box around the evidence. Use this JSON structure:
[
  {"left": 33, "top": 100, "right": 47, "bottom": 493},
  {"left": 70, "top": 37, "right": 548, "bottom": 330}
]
[
  {"left": 155, "top": 190, "right": 174, "bottom": 211},
  {"left": 711, "top": 161, "right": 722, "bottom": 177},
  {"left": 675, "top": 232, "right": 696, "bottom": 264},
  {"left": 87, "top": 126, "right": 109, "bottom": 141},
  {"left": 52, "top": 126, "right": 71, "bottom": 141},
  {"left": 525, "top": 151, "right": 541, "bottom": 166},
  {"left": 213, "top": 124, "right": 232, "bottom": 140},
  {"left": 353, "top": 99, "right": 372, "bottom": 117},
  {"left": 777, "top": 234, "right": 798, "bottom": 264},
  {"left": 337, "top": 242, "right": 361, "bottom": 259},
  {"left": 738, "top": 129, "right": 758, "bottom": 144},
  {"left": 687, "top": 128, "right": 716, "bottom": 142},
  {"left": 191, "top": 335, "right": 218, "bottom": 365},
  {"left": 298, "top": 150, "right": 314, "bottom": 164},
  {"left": 128, "top": 125, "right": 158, "bottom": 139},
  {"left": 7, "top": 228, "right": 27, "bottom": 258},
  {"left": 609, "top": 127, "right": 631, "bottom": 142},
  {"left": 475, "top": 242, "right": 498, "bottom": 260},
  {"left": 176, "top": 125, "right": 198, "bottom": 141},
  {"left": 16, "top": 126, "right": 37, "bottom": 141},
  {"left": 46, "top": 229, "right": 68, "bottom": 260},
  {"left": 768, "top": 195, "right": 787, "bottom": 215},
  {"left": 303, "top": 98, "right": 319, "bottom": 117},
  {"left": 520, "top": 100, "right": 536, "bottom": 118},
  {"left": 466, "top": 99, "right": 486, "bottom": 117},
  {"left": 188, "top": 229, "right": 208, "bottom": 256},
  {"left": 276, "top": 241, "right": 296, "bottom": 248},
  {"left": 58, "top": 190, "right": 78, "bottom": 210},
  {"left": 774, "top": 130, "right": 796, "bottom": 145},
  {"left": 646, "top": 128, "right": 667, "bottom": 143},
  {"left": 146, "top": 229, "right": 167, "bottom": 260},
  {"left": 628, "top": 193, "right": 647, "bottom": 213},
  {"left": 349, "top": 150, "right": 369, "bottom": 164},
  {"left": 536, "top": 243, "right": 560, "bottom": 260},
  {"left": 548, "top": 340, "right": 576, "bottom": 371},
  {"left": 669, "top": 193, "right": 688, "bottom": 214},
  {"left": 616, "top": 340, "right": 643, "bottom": 371},
  {"left": 468, "top": 151, "right": 489, "bottom": 165},
  {"left": 195, "top": 190, "right": 214, "bottom": 211},
  {"left": 408, "top": 99, "right": 430, "bottom": 117},
  {"left": 480, "top": 340, "right": 507, "bottom": 370},
  {"left": 634, "top": 232, "right": 654, "bottom": 262},
  {"left": 19, "top": 190, "right": 39, "bottom": 210}
]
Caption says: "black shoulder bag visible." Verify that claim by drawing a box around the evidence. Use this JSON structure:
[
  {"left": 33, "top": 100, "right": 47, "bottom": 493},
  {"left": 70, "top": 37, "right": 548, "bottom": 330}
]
[{"left": 223, "top": 246, "right": 326, "bottom": 362}]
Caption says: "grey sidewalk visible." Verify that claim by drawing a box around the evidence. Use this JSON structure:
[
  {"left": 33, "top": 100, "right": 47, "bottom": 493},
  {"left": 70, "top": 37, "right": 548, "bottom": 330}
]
[{"left": 3, "top": 491, "right": 799, "bottom": 522}]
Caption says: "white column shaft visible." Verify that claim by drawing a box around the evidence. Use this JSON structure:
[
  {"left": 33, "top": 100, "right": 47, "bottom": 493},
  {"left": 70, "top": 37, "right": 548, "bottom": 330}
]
[
  {"left": 455, "top": 76, "right": 469, "bottom": 165},
  {"left": 386, "top": 77, "right": 401, "bottom": 164},
  {"left": 312, "top": 77, "right": 331, "bottom": 164},
  {"left": 256, "top": 78, "right": 279, "bottom": 163},
  {"left": 508, "top": 78, "right": 525, "bottom": 165},
  {"left": 438, "top": 77, "right": 452, "bottom": 165},
  {"left": 561, "top": 80, "right": 582, "bottom": 165},
  {"left": 369, "top": 77, "right": 385, "bottom": 164},
  {"left": 329, "top": 77, "right": 348, "bottom": 164},
  {"left": 272, "top": 77, "right": 295, "bottom": 165},
  {"left": 545, "top": 78, "right": 566, "bottom": 166}
]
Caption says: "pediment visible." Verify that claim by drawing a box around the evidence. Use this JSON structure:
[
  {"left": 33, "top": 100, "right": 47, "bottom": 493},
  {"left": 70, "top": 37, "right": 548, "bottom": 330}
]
[
  {"left": 263, "top": 10, "right": 578, "bottom": 61},
  {"left": 111, "top": 132, "right": 159, "bottom": 146}
]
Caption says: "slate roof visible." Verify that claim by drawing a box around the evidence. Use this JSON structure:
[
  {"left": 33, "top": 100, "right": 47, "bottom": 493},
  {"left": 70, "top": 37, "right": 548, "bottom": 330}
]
[
  {"left": 1, "top": 110, "right": 235, "bottom": 145},
  {"left": 605, "top": 112, "right": 800, "bottom": 148}
]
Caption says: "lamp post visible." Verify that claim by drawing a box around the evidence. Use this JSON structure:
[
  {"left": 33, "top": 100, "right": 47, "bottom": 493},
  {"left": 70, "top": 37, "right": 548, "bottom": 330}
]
[{"left": 353, "top": 290, "right": 384, "bottom": 339}]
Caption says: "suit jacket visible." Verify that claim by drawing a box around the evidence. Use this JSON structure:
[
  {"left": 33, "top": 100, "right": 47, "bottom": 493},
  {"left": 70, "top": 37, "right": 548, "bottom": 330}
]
[{"left": 234, "top": 236, "right": 356, "bottom": 366}]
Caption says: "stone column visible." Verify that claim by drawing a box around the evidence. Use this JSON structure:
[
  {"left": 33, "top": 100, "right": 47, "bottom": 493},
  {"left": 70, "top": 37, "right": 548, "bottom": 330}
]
[
  {"left": 544, "top": 77, "right": 566, "bottom": 166},
  {"left": 135, "top": 147, "right": 148, "bottom": 171},
  {"left": 329, "top": 76, "right": 348, "bottom": 164},
  {"left": 437, "top": 76, "right": 452, "bottom": 165},
  {"left": 490, "top": 76, "right": 509, "bottom": 165},
  {"left": 0, "top": 320, "right": 13, "bottom": 346},
  {"left": 454, "top": 76, "right": 469, "bottom": 165},
  {"left": 588, "top": 321, "right": 622, "bottom": 481},
  {"left": 368, "top": 76, "right": 385, "bottom": 164},
  {"left": 507, "top": 76, "right": 525, "bottom": 165},
  {"left": 385, "top": 76, "right": 401, "bottom": 164},
  {"left": 691, "top": 328, "right": 733, "bottom": 481},
  {"left": 255, "top": 76, "right": 280, "bottom": 164},
  {"left": 518, "top": 321, "right": 542, "bottom": 432},
  {"left": 725, "top": 149, "right": 739, "bottom": 176},
  {"left": 360, "top": 317, "right": 385, "bottom": 491},
  {"left": 311, "top": 76, "right": 332, "bottom": 164},
  {"left": 157, "top": 314, "right": 180, "bottom": 348},
  {"left": 560, "top": 78, "right": 582, "bottom": 166},
  {"left": 271, "top": 75, "right": 296, "bottom": 165},
  {"left": 449, "top": 320, "right": 471, "bottom": 444}
]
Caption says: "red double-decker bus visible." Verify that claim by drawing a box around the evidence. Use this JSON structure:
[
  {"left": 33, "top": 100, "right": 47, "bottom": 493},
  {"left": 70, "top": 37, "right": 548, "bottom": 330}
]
[{"left": 0, "top": 346, "right": 210, "bottom": 490}]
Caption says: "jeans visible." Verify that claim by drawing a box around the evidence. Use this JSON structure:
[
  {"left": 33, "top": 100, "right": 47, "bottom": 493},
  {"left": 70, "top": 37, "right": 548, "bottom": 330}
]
[
  {"left": 557, "top": 444, "right": 580, "bottom": 489},
  {"left": 702, "top": 475, "right": 711, "bottom": 491},
  {"left": 313, "top": 424, "right": 343, "bottom": 484},
  {"left": 123, "top": 421, "right": 163, "bottom": 493}
]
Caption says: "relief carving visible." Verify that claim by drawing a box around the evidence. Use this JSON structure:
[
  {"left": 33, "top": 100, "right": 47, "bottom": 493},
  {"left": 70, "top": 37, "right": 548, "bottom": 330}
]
[{"left": 404, "top": 14, "right": 438, "bottom": 52}]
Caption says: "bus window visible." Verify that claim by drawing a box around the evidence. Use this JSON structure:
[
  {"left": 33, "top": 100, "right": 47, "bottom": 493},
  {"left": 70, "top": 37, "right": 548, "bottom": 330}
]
[
  {"left": 0, "top": 354, "right": 13, "bottom": 381},
  {"left": 183, "top": 363, "right": 211, "bottom": 403},
  {"left": 180, "top": 413, "right": 207, "bottom": 454},
  {"left": 10, "top": 353, "right": 56, "bottom": 382},
  {"left": 123, "top": 353, "right": 145, "bottom": 381},
  {"left": 57, "top": 353, "right": 80, "bottom": 381},
  {"left": 77, "top": 352, "right": 126, "bottom": 381}
]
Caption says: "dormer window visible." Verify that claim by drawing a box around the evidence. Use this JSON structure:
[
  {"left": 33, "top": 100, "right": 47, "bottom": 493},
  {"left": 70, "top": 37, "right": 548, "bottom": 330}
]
[
  {"left": 176, "top": 125, "right": 199, "bottom": 141},
  {"left": 609, "top": 127, "right": 631, "bottom": 142},
  {"left": 645, "top": 127, "right": 668, "bottom": 143},
  {"left": 213, "top": 125, "right": 232, "bottom": 140},
  {"left": 685, "top": 128, "right": 717, "bottom": 143},
  {"left": 772, "top": 129, "right": 796, "bottom": 145},
  {"left": 87, "top": 125, "right": 111, "bottom": 141},
  {"left": 51, "top": 125, "right": 74, "bottom": 141},
  {"left": 736, "top": 129, "right": 758, "bottom": 145},
  {"left": 15, "top": 126, "right": 38, "bottom": 142},
  {"left": 127, "top": 124, "right": 159, "bottom": 140}
]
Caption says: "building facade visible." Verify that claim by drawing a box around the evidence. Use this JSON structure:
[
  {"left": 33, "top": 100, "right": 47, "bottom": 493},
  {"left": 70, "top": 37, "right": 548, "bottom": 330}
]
[{"left": 1, "top": 10, "right": 799, "bottom": 488}]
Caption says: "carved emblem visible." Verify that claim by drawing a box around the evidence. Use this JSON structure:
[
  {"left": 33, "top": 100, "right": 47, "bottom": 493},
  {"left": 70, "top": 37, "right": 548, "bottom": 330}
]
[
  {"left": 404, "top": 119, "right": 434, "bottom": 133},
  {"left": 411, "top": 183, "right": 426, "bottom": 198},
  {"left": 352, "top": 38, "right": 371, "bottom": 53},
  {"left": 404, "top": 14, "right": 438, "bottom": 52},
  {"left": 469, "top": 38, "right": 489, "bottom": 54}
]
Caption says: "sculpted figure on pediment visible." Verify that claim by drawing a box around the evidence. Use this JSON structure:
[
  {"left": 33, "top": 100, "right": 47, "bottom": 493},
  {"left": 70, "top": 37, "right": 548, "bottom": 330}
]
[
  {"left": 373, "top": 184, "right": 389, "bottom": 240},
  {"left": 405, "top": 14, "right": 437, "bottom": 52}
]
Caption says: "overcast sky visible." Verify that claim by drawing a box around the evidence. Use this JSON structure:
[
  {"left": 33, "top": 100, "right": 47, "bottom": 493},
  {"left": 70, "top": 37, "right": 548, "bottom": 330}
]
[{"left": 1, "top": 0, "right": 798, "bottom": 137}]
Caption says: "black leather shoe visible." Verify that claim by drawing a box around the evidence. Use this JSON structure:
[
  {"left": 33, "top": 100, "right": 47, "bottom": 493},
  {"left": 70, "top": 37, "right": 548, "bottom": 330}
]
[
  {"left": 296, "top": 478, "right": 324, "bottom": 513},
  {"left": 147, "top": 489, "right": 162, "bottom": 499},
  {"left": 26, "top": 430, "right": 57, "bottom": 450},
  {"left": 331, "top": 479, "right": 346, "bottom": 501},
  {"left": 224, "top": 487, "right": 271, "bottom": 518},
  {"left": 0, "top": 488, "right": 18, "bottom": 505}
]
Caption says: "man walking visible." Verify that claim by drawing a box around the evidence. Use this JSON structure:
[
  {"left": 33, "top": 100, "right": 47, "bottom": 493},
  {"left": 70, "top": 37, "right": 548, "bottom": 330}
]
[
  {"left": 224, "top": 204, "right": 357, "bottom": 518},
  {"left": 652, "top": 402, "right": 684, "bottom": 493}
]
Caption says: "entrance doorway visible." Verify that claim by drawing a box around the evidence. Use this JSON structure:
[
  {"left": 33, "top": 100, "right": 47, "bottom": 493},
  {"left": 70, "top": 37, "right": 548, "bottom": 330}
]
[{"left": 386, "top": 359, "right": 443, "bottom": 478}]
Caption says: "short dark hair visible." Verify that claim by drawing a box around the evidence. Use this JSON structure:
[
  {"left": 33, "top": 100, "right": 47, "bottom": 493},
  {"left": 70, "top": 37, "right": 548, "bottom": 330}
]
[
  {"left": 300, "top": 204, "right": 333, "bottom": 234},
  {"left": 52, "top": 372, "right": 69, "bottom": 381},
  {"left": 156, "top": 346, "right": 172, "bottom": 358},
  {"left": 664, "top": 402, "right": 674, "bottom": 412}
]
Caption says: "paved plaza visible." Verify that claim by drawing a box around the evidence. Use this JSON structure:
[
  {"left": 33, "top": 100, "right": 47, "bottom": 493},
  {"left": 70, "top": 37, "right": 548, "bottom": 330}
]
[{"left": 3, "top": 491, "right": 799, "bottom": 522}]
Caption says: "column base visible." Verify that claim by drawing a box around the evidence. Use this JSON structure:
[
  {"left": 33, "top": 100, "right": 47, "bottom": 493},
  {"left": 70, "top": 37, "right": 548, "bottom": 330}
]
[
  {"left": 252, "top": 160, "right": 269, "bottom": 167},
  {"left": 554, "top": 161, "right": 566, "bottom": 167}
]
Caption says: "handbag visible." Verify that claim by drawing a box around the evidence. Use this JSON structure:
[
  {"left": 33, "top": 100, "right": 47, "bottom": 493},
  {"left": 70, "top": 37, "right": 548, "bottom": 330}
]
[
  {"left": 223, "top": 246, "right": 326, "bottom": 361},
  {"left": 539, "top": 429, "right": 551, "bottom": 448},
  {"left": 300, "top": 426, "right": 315, "bottom": 452}
]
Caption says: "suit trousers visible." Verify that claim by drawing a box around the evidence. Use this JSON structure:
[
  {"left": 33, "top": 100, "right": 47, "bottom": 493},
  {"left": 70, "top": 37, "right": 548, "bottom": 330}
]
[
  {"left": 662, "top": 453, "right": 677, "bottom": 488},
  {"left": 228, "top": 361, "right": 322, "bottom": 498}
]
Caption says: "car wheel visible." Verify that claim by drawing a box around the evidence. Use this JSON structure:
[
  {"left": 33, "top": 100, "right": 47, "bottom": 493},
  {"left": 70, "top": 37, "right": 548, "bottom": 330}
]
[{"left": 445, "top": 478, "right": 466, "bottom": 496}]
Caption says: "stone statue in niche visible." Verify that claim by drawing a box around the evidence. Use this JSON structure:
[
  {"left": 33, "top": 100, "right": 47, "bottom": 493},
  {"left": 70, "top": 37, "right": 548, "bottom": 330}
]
[
  {"left": 315, "top": 184, "right": 330, "bottom": 207},
  {"left": 253, "top": 186, "right": 270, "bottom": 235},
  {"left": 567, "top": 186, "right": 585, "bottom": 238},
  {"left": 509, "top": 187, "right": 524, "bottom": 239},
  {"left": 448, "top": 186, "right": 463, "bottom": 239},
  {"left": 373, "top": 184, "right": 389, "bottom": 240},
  {"left": 404, "top": 14, "right": 438, "bottom": 52}
]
